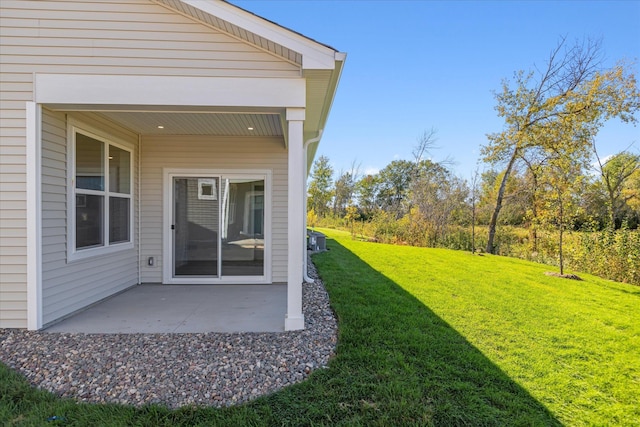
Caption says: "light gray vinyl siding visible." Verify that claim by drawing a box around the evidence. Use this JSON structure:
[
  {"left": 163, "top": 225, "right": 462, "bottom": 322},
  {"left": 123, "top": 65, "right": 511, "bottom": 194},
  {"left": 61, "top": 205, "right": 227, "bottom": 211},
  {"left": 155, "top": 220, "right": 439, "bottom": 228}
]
[
  {"left": 0, "top": 0, "right": 302, "bottom": 327},
  {"left": 40, "top": 109, "right": 139, "bottom": 326},
  {"left": 0, "top": 0, "right": 300, "bottom": 78},
  {"left": 140, "top": 135, "right": 288, "bottom": 283},
  {"left": 0, "top": 80, "right": 27, "bottom": 328}
]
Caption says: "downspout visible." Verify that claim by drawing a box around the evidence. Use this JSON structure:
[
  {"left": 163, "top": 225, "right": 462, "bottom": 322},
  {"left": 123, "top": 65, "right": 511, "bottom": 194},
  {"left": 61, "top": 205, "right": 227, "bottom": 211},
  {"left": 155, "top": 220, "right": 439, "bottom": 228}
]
[{"left": 303, "top": 130, "right": 323, "bottom": 283}]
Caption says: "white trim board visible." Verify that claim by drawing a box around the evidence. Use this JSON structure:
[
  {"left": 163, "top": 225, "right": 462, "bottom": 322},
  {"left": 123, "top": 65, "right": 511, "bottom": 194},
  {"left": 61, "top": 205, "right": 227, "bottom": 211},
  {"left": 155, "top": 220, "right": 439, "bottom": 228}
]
[
  {"left": 35, "top": 75, "right": 306, "bottom": 109},
  {"left": 26, "top": 102, "right": 43, "bottom": 330}
]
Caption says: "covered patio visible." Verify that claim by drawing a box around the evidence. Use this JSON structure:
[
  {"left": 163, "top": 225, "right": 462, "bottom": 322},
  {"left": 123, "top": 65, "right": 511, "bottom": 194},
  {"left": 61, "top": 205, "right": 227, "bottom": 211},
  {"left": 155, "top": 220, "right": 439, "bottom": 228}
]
[
  {"left": 1, "top": 0, "right": 345, "bottom": 332},
  {"left": 44, "top": 284, "right": 286, "bottom": 334}
]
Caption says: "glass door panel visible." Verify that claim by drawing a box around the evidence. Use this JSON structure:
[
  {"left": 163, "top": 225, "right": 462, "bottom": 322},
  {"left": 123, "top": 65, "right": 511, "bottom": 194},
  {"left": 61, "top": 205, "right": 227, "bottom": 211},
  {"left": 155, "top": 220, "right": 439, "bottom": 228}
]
[
  {"left": 173, "top": 177, "right": 219, "bottom": 277},
  {"left": 220, "top": 178, "right": 264, "bottom": 277}
]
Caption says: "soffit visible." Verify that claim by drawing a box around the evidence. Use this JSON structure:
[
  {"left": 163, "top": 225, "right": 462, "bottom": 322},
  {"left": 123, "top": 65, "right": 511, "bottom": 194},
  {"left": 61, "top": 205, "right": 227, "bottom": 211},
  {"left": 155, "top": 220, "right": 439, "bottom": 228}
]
[{"left": 98, "top": 111, "right": 283, "bottom": 137}]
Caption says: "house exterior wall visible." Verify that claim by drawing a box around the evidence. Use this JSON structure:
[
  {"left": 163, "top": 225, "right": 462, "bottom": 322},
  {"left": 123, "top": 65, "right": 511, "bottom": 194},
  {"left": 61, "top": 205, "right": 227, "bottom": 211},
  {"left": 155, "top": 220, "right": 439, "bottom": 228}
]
[
  {"left": 0, "top": 0, "right": 301, "bottom": 327},
  {"left": 0, "top": 0, "right": 300, "bottom": 78},
  {"left": 140, "top": 135, "right": 288, "bottom": 284},
  {"left": 39, "top": 109, "right": 139, "bottom": 326}
]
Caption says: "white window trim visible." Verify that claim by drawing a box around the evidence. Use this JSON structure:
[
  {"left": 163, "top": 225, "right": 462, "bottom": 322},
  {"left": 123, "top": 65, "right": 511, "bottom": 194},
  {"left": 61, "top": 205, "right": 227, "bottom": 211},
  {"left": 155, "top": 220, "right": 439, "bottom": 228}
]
[
  {"left": 67, "top": 119, "right": 134, "bottom": 262},
  {"left": 162, "top": 168, "right": 272, "bottom": 285}
]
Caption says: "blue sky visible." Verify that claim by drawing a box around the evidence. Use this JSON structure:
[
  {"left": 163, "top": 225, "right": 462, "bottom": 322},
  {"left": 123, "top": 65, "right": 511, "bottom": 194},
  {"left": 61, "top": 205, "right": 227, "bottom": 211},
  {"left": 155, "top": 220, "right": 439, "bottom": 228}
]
[{"left": 231, "top": 1, "right": 640, "bottom": 179}]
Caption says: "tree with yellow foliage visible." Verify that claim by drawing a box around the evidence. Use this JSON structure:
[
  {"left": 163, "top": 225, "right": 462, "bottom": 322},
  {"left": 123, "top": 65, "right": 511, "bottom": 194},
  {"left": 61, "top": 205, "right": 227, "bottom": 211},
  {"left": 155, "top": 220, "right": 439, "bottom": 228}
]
[{"left": 482, "top": 37, "right": 640, "bottom": 254}]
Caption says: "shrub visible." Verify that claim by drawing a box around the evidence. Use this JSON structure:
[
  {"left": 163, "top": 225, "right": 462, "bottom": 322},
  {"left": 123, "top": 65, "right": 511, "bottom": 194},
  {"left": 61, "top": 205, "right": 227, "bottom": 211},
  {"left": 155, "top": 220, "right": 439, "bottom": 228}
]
[
  {"left": 312, "top": 212, "right": 639, "bottom": 285},
  {"left": 565, "top": 228, "right": 640, "bottom": 285}
]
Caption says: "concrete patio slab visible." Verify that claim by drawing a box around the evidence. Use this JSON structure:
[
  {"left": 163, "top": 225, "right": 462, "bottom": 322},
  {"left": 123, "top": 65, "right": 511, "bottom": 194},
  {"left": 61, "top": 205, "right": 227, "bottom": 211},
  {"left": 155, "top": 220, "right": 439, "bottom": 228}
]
[{"left": 44, "top": 284, "right": 287, "bottom": 334}]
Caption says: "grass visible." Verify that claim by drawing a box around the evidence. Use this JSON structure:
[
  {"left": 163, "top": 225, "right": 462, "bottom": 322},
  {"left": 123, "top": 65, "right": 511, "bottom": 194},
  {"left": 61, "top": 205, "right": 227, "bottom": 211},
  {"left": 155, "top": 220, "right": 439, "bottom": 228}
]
[{"left": 2, "top": 229, "right": 639, "bottom": 426}]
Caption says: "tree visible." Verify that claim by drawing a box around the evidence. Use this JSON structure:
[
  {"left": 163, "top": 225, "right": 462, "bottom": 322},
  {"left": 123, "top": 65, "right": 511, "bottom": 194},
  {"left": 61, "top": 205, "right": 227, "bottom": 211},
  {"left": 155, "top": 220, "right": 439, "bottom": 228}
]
[
  {"left": 355, "top": 174, "right": 380, "bottom": 219},
  {"left": 593, "top": 149, "right": 640, "bottom": 228},
  {"left": 481, "top": 37, "right": 640, "bottom": 253},
  {"left": 373, "top": 130, "right": 442, "bottom": 219},
  {"left": 477, "top": 169, "right": 529, "bottom": 227},
  {"left": 332, "top": 161, "right": 360, "bottom": 217},
  {"left": 344, "top": 205, "right": 359, "bottom": 238},
  {"left": 412, "top": 128, "right": 439, "bottom": 164},
  {"left": 409, "top": 161, "right": 468, "bottom": 246},
  {"left": 519, "top": 147, "right": 552, "bottom": 251},
  {"left": 469, "top": 167, "right": 481, "bottom": 254},
  {"left": 375, "top": 159, "right": 416, "bottom": 217},
  {"left": 307, "top": 155, "right": 333, "bottom": 217},
  {"left": 307, "top": 209, "right": 318, "bottom": 229},
  {"left": 625, "top": 168, "right": 640, "bottom": 216},
  {"left": 332, "top": 171, "right": 352, "bottom": 216},
  {"left": 537, "top": 144, "right": 587, "bottom": 275}
]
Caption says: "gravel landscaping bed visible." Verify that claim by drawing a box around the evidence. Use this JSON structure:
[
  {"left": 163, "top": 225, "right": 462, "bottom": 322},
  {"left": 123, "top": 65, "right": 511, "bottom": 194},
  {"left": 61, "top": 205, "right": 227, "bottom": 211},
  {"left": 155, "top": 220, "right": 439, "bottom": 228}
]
[{"left": 0, "top": 258, "right": 337, "bottom": 409}]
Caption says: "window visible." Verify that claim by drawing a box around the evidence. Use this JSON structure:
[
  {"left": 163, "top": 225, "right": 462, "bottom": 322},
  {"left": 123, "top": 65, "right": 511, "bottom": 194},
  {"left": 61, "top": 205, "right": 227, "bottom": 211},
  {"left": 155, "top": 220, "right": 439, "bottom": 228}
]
[
  {"left": 197, "top": 178, "right": 217, "bottom": 200},
  {"left": 70, "top": 125, "right": 133, "bottom": 259}
]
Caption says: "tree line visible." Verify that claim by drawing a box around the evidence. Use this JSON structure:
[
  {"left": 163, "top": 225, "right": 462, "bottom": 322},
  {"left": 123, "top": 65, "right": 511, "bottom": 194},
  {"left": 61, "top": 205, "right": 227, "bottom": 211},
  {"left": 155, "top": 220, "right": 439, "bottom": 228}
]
[{"left": 308, "top": 38, "right": 640, "bottom": 284}]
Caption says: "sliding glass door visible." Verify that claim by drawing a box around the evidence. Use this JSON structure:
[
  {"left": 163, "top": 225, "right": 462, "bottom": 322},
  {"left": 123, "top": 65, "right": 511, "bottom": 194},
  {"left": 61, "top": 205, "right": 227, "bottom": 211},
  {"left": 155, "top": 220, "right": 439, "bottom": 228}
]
[
  {"left": 170, "top": 173, "right": 266, "bottom": 282},
  {"left": 220, "top": 178, "right": 264, "bottom": 276},
  {"left": 173, "top": 177, "right": 219, "bottom": 277}
]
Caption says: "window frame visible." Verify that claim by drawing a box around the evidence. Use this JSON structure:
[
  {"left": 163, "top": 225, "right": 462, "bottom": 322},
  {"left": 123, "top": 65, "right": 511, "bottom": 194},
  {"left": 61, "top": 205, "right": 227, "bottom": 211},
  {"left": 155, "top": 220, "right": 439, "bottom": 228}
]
[
  {"left": 67, "top": 120, "right": 134, "bottom": 262},
  {"left": 162, "top": 169, "right": 272, "bottom": 284}
]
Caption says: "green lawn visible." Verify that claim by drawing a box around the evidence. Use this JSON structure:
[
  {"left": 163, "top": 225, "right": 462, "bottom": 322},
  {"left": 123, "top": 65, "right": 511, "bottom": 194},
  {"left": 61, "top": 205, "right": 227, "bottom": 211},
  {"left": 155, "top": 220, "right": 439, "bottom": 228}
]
[{"left": 2, "top": 229, "right": 638, "bottom": 426}]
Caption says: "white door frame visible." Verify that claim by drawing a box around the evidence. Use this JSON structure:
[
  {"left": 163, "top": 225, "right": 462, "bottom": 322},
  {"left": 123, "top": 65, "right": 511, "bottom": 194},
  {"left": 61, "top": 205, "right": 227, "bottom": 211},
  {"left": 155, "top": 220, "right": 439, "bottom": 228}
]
[{"left": 162, "top": 168, "right": 272, "bottom": 284}]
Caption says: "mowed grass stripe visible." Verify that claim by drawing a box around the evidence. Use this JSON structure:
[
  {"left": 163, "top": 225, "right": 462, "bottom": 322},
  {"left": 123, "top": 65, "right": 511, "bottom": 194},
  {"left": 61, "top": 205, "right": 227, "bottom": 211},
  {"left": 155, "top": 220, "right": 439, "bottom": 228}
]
[{"left": 318, "top": 228, "right": 639, "bottom": 426}]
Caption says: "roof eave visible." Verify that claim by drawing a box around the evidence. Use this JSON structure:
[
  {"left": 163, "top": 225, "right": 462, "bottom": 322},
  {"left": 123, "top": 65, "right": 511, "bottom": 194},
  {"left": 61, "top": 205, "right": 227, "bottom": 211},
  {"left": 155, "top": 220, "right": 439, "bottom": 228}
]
[
  {"left": 306, "top": 54, "right": 347, "bottom": 172},
  {"left": 176, "top": 0, "right": 339, "bottom": 70}
]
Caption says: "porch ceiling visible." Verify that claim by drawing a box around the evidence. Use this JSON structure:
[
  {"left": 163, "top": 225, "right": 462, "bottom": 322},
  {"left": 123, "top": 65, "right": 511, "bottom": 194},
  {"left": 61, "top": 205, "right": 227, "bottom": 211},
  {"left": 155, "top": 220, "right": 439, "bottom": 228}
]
[{"left": 99, "top": 111, "right": 283, "bottom": 137}]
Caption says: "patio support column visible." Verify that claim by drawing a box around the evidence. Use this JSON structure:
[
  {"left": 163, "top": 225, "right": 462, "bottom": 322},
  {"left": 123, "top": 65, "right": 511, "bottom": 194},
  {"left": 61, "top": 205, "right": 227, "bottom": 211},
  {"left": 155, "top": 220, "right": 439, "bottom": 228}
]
[
  {"left": 285, "top": 107, "right": 305, "bottom": 331},
  {"left": 26, "top": 102, "right": 43, "bottom": 330}
]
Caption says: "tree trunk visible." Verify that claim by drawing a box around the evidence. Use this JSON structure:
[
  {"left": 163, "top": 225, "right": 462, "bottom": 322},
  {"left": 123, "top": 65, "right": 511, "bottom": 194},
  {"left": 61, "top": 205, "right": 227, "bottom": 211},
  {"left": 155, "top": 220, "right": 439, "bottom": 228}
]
[
  {"left": 608, "top": 189, "right": 616, "bottom": 230},
  {"left": 530, "top": 172, "right": 539, "bottom": 252},
  {"left": 471, "top": 202, "right": 476, "bottom": 254},
  {"left": 558, "top": 195, "right": 564, "bottom": 276},
  {"left": 486, "top": 150, "right": 519, "bottom": 254},
  {"left": 559, "top": 227, "right": 564, "bottom": 275}
]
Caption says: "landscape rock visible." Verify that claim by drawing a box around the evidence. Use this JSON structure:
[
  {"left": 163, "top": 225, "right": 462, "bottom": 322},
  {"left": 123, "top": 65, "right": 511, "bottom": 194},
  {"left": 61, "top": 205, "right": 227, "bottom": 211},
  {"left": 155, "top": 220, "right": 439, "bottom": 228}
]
[{"left": 0, "top": 257, "right": 336, "bottom": 409}]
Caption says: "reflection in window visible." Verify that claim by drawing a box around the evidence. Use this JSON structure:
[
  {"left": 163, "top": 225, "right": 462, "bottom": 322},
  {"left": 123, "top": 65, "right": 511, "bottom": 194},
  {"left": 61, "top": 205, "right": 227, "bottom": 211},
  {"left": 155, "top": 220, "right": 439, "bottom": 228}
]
[
  {"left": 109, "top": 145, "right": 131, "bottom": 194},
  {"left": 76, "top": 194, "right": 103, "bottom": 248},
  {"left": 109, "top": 197, "right": 130, "bottom": 244},
  {"left": 72, "top": 129, "right": 132, "bottom": 255},
  {"left": 76, "top": 133, "right": 104, "bottom": 191},
  {"left": 221, "top": 179, "right": 264, "bottom": 276}
]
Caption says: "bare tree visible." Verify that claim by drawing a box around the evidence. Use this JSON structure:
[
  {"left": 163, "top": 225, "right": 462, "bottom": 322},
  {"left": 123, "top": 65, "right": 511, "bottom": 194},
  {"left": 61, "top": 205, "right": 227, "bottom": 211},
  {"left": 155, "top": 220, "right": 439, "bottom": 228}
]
[{"left": 412, "top": 128, "right": 439, "bottom": 164}]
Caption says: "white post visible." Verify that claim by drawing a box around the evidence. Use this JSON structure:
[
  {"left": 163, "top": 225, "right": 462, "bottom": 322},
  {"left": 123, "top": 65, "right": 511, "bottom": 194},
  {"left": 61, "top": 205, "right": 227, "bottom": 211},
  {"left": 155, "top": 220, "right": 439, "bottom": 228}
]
[
  {"left": 285, "top": 108, "right": 305, "bottom": 331},
  {"left": 26, "top": 102, "right": 42, "bottom": 330}
]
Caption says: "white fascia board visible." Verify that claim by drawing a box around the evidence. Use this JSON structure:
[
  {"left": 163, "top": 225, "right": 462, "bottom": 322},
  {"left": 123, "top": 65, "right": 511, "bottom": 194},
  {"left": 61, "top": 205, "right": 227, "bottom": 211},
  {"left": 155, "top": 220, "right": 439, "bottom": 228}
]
[
  {"left": 335, "top": 52, "right": 347, "bottom": 61},
  {"left": 34, "top": 75, "right": 305, "bottom": 109},
  {"left": 180, "top": 0, "right": 338, "bottom": 70}
]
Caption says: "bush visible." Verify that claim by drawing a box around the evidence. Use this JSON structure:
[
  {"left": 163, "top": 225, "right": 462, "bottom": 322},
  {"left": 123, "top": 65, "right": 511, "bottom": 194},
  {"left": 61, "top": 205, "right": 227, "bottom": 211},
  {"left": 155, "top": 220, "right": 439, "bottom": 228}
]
[
  {"left": 564, "top": 228, "right": 640, "bottom": 285},
  {"left": 311, "top": 212, "right": 639, "bottom": 285}
]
